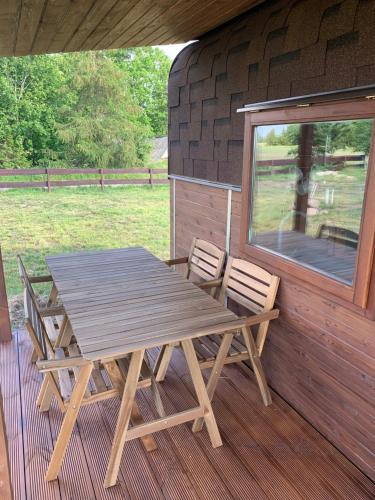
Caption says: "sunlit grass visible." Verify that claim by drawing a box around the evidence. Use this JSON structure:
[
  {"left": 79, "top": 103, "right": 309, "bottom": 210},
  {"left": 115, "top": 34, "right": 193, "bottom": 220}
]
[{"left": 0, "top": 185, "right": 170, "bottom": 304}]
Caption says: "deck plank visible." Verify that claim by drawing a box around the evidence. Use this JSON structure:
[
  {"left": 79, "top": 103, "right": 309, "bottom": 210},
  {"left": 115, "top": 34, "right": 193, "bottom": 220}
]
[
  {"left": 0, "top": 333, "right": 26, "bottom": 500},
  {"left": 1, "top": 332, "right": 375, "bottom": 500}
]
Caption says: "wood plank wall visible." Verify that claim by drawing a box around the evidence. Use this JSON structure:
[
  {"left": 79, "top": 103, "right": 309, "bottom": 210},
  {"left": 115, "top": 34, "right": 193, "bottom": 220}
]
[{"left": 173, "top": 179, "right": 375, "bottom": 482}]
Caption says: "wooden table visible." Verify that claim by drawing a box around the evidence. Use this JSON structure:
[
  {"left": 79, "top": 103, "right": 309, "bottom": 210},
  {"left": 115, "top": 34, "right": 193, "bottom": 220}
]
[{"left": 46, "top": 247, "right": 242, "bottom": 487}]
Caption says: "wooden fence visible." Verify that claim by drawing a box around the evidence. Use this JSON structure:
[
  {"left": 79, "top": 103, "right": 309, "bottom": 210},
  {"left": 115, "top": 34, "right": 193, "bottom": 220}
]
[
  {"left": 256, "top": 154, "right": 365, "bottom": 175},
  {"left": 0, "top": 167, "right": 168, "bottom": 190}
]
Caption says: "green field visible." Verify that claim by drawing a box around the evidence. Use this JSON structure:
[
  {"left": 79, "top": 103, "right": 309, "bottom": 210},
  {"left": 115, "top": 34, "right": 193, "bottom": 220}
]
[{"left": 0, "top": 185, "right": 170, "bottom": 323}]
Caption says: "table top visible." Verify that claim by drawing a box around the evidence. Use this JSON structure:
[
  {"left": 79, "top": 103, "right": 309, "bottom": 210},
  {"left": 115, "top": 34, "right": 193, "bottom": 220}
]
[{"left": 46, "top": 247, "right": 238, "bottom": 361}]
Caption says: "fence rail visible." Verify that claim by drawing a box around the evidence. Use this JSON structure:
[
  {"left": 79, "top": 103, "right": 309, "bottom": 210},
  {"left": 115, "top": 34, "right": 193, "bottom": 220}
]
[
  {"left": 256, "top": 154, "right": 365, "bottom": 175},
  {"left": 0, "top": 167, "right": 168, "bottom": 190}
]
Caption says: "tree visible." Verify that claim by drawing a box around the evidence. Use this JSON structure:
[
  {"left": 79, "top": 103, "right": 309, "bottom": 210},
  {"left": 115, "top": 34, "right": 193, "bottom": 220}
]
[
  {"left": 109, "top": 47, "right": 171, "bottom": 136},
  {"left": 265, "top": 128, "right": 278, "bottom": 146},
  {"left": 56, "top": 52, "right": 152, "bottom": 168},
  {"left": 346, "top": 119, "right": 372, "bottom": 155},
  {"left": 0, "top": 55, "right": 69, "bottom": 167}
]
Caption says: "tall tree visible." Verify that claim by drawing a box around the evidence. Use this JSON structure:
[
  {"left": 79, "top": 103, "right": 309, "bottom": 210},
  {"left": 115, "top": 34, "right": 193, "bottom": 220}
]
[
  {"left": 110, "top": 47, "right": 171, "bottom": 137},
  {"left": 56, "top": 52, "right": 151, "bottom": 168},
  {"left": 0, "top": 55, "right": 69, "bottom": 167}
]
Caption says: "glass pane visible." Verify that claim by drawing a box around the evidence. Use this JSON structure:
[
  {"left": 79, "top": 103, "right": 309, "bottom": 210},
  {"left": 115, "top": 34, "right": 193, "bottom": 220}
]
[{"left": 249, "top": 118, "right": 373, "bottom": 284}]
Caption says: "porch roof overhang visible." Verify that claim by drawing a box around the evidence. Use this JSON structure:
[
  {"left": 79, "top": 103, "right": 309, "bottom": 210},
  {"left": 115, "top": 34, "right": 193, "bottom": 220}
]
[{"left": 0, "top": 0, "right": 264, "bottom": 57}]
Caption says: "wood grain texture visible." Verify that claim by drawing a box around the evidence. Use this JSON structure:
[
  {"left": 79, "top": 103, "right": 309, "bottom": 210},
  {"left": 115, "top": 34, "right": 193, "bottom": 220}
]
[
  {"left": 0, "top": 0, "right": 264, "bottom": 56},
  {"left": 46, "top": 247, "right": 239, "bottom": 361},
  {"left": 173, "top": 178, "right": 375, "bottom": 482},
  {"left": 2, "top": 330, "right": 374, "bottom": 499}
]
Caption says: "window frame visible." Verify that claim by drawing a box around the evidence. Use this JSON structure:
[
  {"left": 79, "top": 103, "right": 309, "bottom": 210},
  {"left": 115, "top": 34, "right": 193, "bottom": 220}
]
[{"left": 239, "top": 98, "right": 375, "bottom": 310}]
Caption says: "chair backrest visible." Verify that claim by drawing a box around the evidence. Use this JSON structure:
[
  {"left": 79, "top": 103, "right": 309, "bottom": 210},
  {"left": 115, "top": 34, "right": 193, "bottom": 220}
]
[
  {"left": 316, "top": 224, "right": 358, "bottom": 249},
  {"left": 24, "top": 286, "right": 51, "bottom": 361},
  {"left": 17, "top": 254, "right": 30, "bottom": 288},
  {"left": 219, "top": 257, "right": 280, "bottom": 315},
  {"left": 186, "top": 238, "right": 226, "bottom": 294}
]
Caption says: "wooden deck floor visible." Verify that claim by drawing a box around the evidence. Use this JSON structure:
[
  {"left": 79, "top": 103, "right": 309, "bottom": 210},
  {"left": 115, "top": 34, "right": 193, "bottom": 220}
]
[{"left": 2, "top": 331, "right": 374, "bottom": 500}]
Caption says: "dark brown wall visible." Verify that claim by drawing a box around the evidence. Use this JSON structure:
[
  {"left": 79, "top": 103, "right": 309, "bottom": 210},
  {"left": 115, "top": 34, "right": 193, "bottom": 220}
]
[{"left": 168, "top": 0, "right": 375, "bottom": 185}]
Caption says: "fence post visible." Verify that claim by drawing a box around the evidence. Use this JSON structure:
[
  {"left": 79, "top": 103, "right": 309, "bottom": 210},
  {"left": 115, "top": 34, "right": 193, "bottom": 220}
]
[
  {"left": 100, "top": 168, "right": 104, "bottom": 191},
  {"left": 46, "top": 168, "right": 51, "bottom": 192},
  {"left": 149, "top": 168, "right": 153, "bottom": 187}
]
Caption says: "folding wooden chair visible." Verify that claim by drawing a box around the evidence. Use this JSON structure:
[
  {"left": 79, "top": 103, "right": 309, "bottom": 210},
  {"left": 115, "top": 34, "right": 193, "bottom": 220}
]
[
  {"left": 165, "top": 237, "right": 226, "bottom": 296},
  {"left": 17, "top": 255, "right": 66, "bottom": 361},
  {"left": 17, "top": 254, "right": 60, "bottom": 308},
  {"left": 157, "top": 256, "right": 280, "bottom": 406},
  {"left": 23, "top": 284, "right": 158, "bottom": 480},
  {"left": 155, "top": 238, "right": 226, "bottom": 381}
]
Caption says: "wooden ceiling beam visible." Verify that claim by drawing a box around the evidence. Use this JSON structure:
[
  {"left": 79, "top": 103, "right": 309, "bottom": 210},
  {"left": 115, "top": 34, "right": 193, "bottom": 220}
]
[{"left": 0, "top": 0, "right": 265, "bottom": 57}]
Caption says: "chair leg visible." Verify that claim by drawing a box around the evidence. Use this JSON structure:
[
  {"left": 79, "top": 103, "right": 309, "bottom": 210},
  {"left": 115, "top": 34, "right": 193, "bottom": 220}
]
[
  {"left": 54, "top": 316, "right": 73, "bottom": 348},
  {"left": 143, "top": 352, "right": 166, "bottom": 418},
  {"left": 47, "top": 283, "right": 58, "bottom": 306},
  {"left": 192, "top": 332, "right": 234, "bottom": 433},
  {"left": 30, "top": 348, "right": 38, "bottom": 364},
  {"left": 242, "top": 326, "right": 272, "bottom": 406},
  {"left": 104, "top": 350, "right": 145, "bottom": 488},
  {"left": 255, "top": 321, "right": 270, "bottom": 356},
  {"left": 154, "top": 343, "right": 175, "bottom": 382},
  {"left": 38, "top": 372, "right": 66, "bottom": 413},
  {"left": 45, "top": 363, "right": 93, "bottom": 481},
  {"left": 181, "top": 339, "right": 222, "bottom": 448}
]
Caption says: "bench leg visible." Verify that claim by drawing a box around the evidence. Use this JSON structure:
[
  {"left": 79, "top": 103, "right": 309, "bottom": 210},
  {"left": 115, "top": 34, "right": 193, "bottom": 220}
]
[
  {"left": 242, "top": 326, "right": 272, "bottom": 406},
  {"left": 45, "top": 363, "right": 93, "bottom": 481},
  {"left": 104, "top": 350, "right": 145, "bottom": 488},
  {"left": 192, "top": 332, "right": 234, "bottom": 433},
  {"left": 181, "top": 339, "right": 222, "bottom": 448}
]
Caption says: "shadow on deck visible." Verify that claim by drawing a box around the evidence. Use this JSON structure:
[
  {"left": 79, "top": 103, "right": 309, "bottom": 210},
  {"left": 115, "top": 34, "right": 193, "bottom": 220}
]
[{"left": 1, "top": 331, "right": 374, "bottom": 499}]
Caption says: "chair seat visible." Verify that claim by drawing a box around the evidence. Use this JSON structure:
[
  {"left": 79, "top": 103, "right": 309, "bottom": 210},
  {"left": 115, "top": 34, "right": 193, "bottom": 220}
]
[{"left": 192, "top": 334, "right": 249, "bottom": 370}]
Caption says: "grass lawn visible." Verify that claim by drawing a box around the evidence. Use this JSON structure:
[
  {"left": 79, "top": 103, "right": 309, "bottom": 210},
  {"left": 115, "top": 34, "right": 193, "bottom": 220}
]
[{"left": 0, "top": 185, "right": 170, "bottom": 322}]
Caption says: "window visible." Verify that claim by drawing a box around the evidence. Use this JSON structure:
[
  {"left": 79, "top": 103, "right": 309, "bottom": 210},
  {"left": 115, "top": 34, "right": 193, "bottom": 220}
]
[
  {"left": 240, "top": 99, "right": 375, "bottom": 308},
  {"left": 250, "top": 118, "right": 372, "bottom": 285}
]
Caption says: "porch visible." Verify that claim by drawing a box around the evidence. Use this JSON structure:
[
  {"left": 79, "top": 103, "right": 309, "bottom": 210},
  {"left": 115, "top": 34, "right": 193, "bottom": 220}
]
[{"left": 2, "top": 330, "right": 374, "bottom": 500}]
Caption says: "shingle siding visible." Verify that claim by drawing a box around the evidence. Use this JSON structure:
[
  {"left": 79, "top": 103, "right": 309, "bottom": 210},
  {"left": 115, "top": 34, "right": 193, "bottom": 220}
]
[{"left": 168, "top": 0, "right": 375, "bottom": 185}]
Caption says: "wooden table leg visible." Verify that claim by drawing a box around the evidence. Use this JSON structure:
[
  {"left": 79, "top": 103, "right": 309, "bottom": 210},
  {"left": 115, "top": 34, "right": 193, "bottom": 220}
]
[
  {"left": 181, "top": 339, "right": 222, "bottom": 448},
  {"left": 242, "top": 326, "right": 272, "bottom": 406},
  {"left": 45, "top": 362, "right": 93, "bottom": 481},
  {"left": 104, "top": 349, "right": 145, "bottom": 488},
  {"left": 103, "top": 360, "right": 157, "bottom": 452},
  {"left": 154, "top": 343, "right": 175, "bottom": 382},
  {"left": 192, "top": 332, "right": 234, "bottom": 433}
]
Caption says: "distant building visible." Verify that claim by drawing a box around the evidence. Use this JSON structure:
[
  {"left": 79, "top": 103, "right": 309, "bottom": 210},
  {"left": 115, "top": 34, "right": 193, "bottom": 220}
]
[{"left": 150, "top": 136, "right": 168, "bottom": 162}]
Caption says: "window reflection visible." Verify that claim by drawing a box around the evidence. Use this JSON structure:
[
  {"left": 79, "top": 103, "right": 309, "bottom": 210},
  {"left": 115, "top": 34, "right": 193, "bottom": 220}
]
[{"left": 249, "top": 118, "right": 372, "bottom": 284}]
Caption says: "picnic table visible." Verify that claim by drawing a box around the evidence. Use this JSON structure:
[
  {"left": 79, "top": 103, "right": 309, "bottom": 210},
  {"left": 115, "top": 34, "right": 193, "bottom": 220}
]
[{"left": 46, "top": 247, "right": 243, "bottom": 487}]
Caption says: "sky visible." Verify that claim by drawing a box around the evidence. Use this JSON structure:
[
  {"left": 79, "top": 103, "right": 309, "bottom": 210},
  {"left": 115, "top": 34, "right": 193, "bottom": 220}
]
[{"left": 157, "top": 42, "right": 195, "bottom": 60}]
